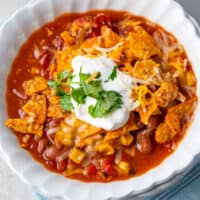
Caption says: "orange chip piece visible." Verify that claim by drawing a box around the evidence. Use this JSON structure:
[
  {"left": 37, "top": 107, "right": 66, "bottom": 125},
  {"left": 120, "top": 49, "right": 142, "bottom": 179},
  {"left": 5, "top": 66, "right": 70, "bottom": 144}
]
[
  {"left": 22, "top": 94, "right": 47, "bottom": 124},
  {"left": 104, "top": 113, "right": 138, "bottom": 142},
  {"left": 155, "top": 82, "right": 178, "bottom": 108},
  {"left": 47, "top": 104, "right": 65, "bottom": 118},
  {"left": 5, "top": 118, "right": 43, "bottom": 136},
  {"left": 133, "top": 59, "right": 160, "bottom": 80},
  {"left": 80, "top": 125, "right": 103, "bottom": 140},
  {"left": 24, "top": 76, "right": 48, "bottom": 96},
  {"left": 155, "top": 97, "right": 197, "bottom": 144},
  {"left": 61, "top": 31, "right": 75, "bottom": 46},
  {"left": 101, "top": 26, "right": 121, "bottom": 48},
  {"left": 125, "top": 27, "right": 161, "bottom": 59}
]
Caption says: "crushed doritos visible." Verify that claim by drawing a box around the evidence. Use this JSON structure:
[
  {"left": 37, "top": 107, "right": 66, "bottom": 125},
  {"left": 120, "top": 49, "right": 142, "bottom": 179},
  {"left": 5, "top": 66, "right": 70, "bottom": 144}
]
[{"left": 5, "top": 11, "right": 197, "bottom": 182}]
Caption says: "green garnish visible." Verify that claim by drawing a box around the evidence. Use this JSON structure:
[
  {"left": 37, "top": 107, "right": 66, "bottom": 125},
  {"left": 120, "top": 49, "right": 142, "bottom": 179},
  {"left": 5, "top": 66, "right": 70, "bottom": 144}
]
[
  {"left": 88, "top": 91, "right": 122, "bottom": 118},
  {"left": 60, "top": 94, "right": 73, "bottom": 112},
  {"left": 57, "top": 70, "right": 70, "bottom": 83},
  {"left": 105, "top": 66, "right": 117, "bottom": 82},
  {"left": 79, "top": 70, "right": 103, "bottom": 98},
  {"left": 71, "top": 87, "right": 86, "bottom": 104},
  {"left": 48, "top": 70, "right": 73, "bottom": 109},
  {"left": 48, "top": 80, "right": 66, "bottom": 96},
  {"left": 48, "top": 66, "right": 122, "bottom": 117}
]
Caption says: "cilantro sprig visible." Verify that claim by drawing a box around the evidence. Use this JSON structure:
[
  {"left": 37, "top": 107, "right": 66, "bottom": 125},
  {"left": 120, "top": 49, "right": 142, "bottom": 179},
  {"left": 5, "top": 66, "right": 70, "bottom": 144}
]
[
  {"left": 48, "top": 70, "right": 73, "bottom": 112},
  {"left": 48, "top": 66, "right": 122, "bottom": 118},
  {"left": 105, "top": 66, "right": 117, "bottom": 82},
  {"left": 88, "top": 91, "right": 122, "bottom": 118}
]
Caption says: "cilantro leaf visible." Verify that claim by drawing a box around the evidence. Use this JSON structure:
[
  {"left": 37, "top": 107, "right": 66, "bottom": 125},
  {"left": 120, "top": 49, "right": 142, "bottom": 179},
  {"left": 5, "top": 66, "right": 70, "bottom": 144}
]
[
  {"left": 57, "top": 70, "right": 70, "bottom": 82},
  {"left": 55, "top": 87, "right": 66, "bottom": 96},
  {"left": 72, "top": 87, "right": 86, "bottom": 104},
  {"left": 82, "top": 80, "right": 103, "bottom": 98},
  {"left": 48, "top": 80, "right": 66, "bottom": 96},
  {"left": 79, "top": 71, "right": 103, "bottom": 99},
  {"left": 60, "top": 94, "right": 73, "bottom": 112},
  {"left": 48, "top": 80, "right": 57, "bottom": 88},
  {"left": 105, "top": 66, "right": 117, "bottom": 82},
  {"left": 88, "top": 91, "right": 122, "bottom": 118},
  {"left": 79, "top": 71, "right": 90, "bottom": 82}
]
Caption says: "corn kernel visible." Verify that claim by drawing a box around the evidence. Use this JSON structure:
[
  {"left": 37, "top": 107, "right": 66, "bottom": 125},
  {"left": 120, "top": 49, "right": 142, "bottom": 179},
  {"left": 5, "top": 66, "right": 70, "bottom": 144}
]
[
  {"left": 118, "top": 161, "right": 130, "bottom": 175},
  {"left": 96, "top": 143, "right": 114, "bottom": 155},
  {"left": 69, "top": 148, "right": 86, "bottom": 164},
  {"left": 55, "top": 130, "right": 74, "bottom": 147},
  {"left": 120, "top": 134, "right": 134, "bottom": 146}
]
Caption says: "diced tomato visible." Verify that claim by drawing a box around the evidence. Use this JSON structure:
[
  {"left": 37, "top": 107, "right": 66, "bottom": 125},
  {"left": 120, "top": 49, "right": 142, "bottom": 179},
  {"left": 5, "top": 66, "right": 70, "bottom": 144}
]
[
  {"left": 85, "top": 163, "right": 97, "bottom": 176},
  {"left": 104, "top": 164, "right": 117, "bottom": 177},
  {"left": 57, "top": 160, "right": 67, "bottom": 172},
  {"left": 84, "top": 28, "right": 100, "bottom": 39},
  {"left": 94, "top": 13, "right": 112, "bottom": 28},
  {"left": 100, "top": 155, "right": 115, "bottom": 168}
]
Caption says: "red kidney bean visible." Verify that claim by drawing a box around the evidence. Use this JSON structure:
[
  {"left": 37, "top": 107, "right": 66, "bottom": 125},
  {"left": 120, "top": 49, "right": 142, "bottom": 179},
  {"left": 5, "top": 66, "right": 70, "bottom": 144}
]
[
  {"left": 136, "top": 132, "right": 153, "bottom": 153},
  {"left": 84, "top": 28, "right": 100, "bottom": 39},
  {"left": 37, "top": 138, "right": 49, "bottom": 154},
  {"left": 40, "top": 50, "right": 51, "bottom": 68},
  {"left": 85, "top": 163, "right": 97, "bottom": 176},
  {"left": 146, "top": 116, "right": 160, "bottom": 133},
  {"left": 94, "top": 13, "right": 112, "bottom": 28},
  {"left": 43, "top": 145, "right": 61, "bottom": 161},
  {"left": 136, "top": 116, "right": 159, "bottom": 153},
  {"left": 53, "top": 36, "right": 64, "bottom": 50},
  {"left": 47, "top": 160, "right": 56, "bottom": 168},
  {"left": 45, "top": 118, "right": 62, "bottom": 129},
  {"left": 57, "top": 160, "right": 67, "bottom": 172}
]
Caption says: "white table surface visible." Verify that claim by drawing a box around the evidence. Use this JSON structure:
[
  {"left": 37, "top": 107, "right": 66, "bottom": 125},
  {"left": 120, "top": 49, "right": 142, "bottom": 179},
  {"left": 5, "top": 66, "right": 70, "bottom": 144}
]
[{"left": 0, "top": 1, "right": 200, "bottom": 200}]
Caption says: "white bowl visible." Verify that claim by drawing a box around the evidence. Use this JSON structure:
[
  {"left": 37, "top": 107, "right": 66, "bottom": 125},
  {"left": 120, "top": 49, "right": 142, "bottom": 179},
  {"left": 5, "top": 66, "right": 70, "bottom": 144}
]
[{"left": 0, "top": 0, "right": 200, "bottom": 199}]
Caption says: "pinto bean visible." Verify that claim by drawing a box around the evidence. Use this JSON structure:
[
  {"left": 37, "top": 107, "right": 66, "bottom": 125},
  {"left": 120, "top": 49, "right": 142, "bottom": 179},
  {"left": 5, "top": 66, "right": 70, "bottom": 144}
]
[
  {"left": 37, "top": 138, "right": 49, "bottom": 154},
  {"left": 43, "top": 145, "right": 61, "bottom": 161}
]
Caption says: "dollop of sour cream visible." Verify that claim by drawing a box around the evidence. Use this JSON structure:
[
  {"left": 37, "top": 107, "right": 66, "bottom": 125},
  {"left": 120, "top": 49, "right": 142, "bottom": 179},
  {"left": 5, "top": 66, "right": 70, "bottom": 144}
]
[{"left": 71, "top": 56, "right": 138, "bottom": 131}]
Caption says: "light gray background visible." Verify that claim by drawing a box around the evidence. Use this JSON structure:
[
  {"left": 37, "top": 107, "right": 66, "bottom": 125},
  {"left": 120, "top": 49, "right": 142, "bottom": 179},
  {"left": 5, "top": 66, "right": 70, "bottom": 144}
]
[{"left": 0, "top": 0, "right": 199, "bottom": 200}]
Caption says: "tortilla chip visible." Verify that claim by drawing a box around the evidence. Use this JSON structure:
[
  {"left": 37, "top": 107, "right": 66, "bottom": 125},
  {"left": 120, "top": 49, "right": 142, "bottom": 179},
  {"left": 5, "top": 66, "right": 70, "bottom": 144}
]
[
  {"left": 5, "top": 118, "right": 43, "bottom": 136},
  {"left": 125, "top": 27, "right": 161, "bottom": 59},
  {"left": 22, "top": 94, "right": 47, "bottom": 124},
  {"left": 24, "top": 76, "right": 48, "bottom": 96}
]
